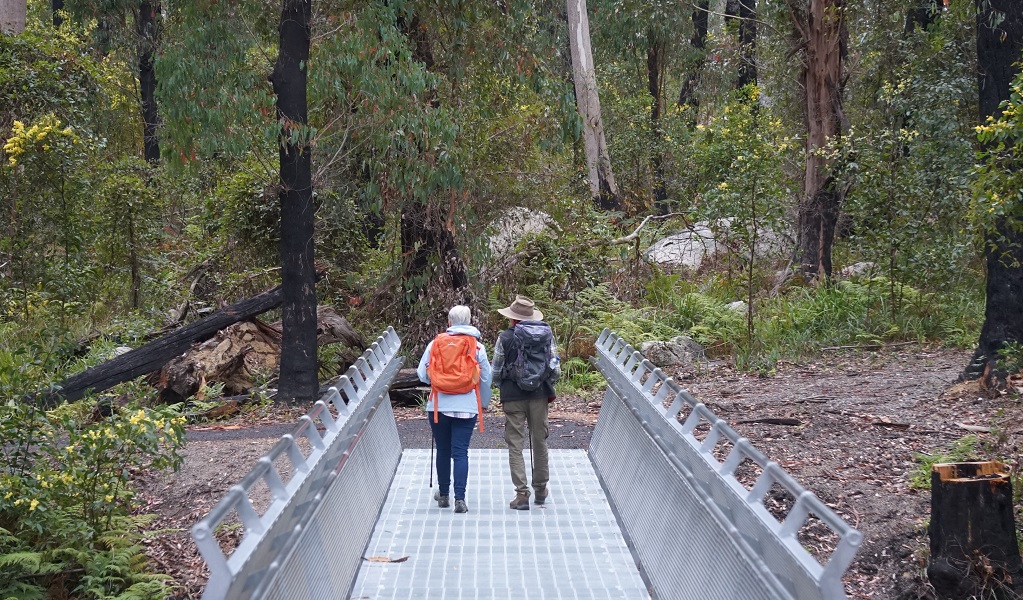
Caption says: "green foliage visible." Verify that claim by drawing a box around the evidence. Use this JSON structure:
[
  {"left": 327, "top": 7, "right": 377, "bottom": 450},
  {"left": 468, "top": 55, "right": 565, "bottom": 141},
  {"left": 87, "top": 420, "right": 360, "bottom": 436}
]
[
  {"left": 555, "top": 356, "right": 605, "bottom": 395},
  {"left": 910, "top": 435, "right": 982, "bottom": 491},
  {"left": 975, "top": 69, "right": 1023, "bottom": 241},
  {"left": 997, "top": 341, "right": 1023, "bottom": 375},
  {"left": 0, "top": 400, "right": 185, "bottom": 599}
]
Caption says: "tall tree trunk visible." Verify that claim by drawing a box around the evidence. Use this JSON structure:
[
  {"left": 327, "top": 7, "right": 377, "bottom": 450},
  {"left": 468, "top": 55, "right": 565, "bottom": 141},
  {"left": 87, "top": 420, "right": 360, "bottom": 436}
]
[
  {"left": 790, "top": 0, "right": 847, "bottom": 280},
  {"left": 138, "top": 0, "right": 160, "bottom": 164},
  {"left": 648, "top": 36, "right": 668, "bottom": 213},
  {"left": 399, "top": 200, "right": 469, "bottom": 310},
  {"left": 271, "top": 0, "right": 318, "bottom": 404},
  {"left": 964, "top": 0, "right": 1023, "bottom": 387},
  {"left": 0, "top": 0, "right": 26, "bottom": 34},
  {"left": 52, "top": 0, "right": 63, "bottom": 27},
  {"left": 736, "top": 0, "right": 757, "bottom": 89},
  {"left": 678, "top": 1, "right": 709, "bottom": 110},
  {"left": 566, "top": 0, "right": 621, "bottom": 212}
]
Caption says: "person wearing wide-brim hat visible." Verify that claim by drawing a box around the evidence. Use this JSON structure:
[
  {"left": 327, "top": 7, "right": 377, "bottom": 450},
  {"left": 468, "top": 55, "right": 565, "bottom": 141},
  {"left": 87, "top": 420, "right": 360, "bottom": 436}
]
[{"left": 490, "top": 295, "right": 560, "bottom": 511}]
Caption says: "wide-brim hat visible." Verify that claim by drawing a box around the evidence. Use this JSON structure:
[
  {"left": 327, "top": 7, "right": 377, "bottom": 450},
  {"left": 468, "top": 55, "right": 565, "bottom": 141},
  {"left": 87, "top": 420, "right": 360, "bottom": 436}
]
[{"left": 497, "top": 295, "right": 543, "bottom": 321}]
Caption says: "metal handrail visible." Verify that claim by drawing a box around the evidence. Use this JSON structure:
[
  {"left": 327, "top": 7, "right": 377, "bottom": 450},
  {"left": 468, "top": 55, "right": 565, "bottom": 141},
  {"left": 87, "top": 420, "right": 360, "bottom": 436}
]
[
  {"left": 594, "top": 328, "right": 861, "bottom": 598},
  {"left": 191, "top": 327, "right": 401, "bottom": 599}
]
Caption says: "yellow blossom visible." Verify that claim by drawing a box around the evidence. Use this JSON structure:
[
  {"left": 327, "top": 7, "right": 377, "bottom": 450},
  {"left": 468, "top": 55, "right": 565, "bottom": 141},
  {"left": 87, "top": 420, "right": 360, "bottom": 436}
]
[{"left": 29, "top": 499, "right": 39, "bottom": 511}]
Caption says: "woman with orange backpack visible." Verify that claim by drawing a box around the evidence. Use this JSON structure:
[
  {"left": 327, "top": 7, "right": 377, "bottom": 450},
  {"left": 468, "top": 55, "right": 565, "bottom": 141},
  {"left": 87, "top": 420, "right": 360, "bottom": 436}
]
[{"left": 417, "top": 305, "right": 492, "bottom": 514}]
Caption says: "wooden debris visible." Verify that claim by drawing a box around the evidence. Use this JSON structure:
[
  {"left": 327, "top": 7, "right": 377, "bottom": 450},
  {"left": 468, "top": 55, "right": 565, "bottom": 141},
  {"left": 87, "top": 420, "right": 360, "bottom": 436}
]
[
  {"left": 40, "top": 286, "right": 285, "bottom": 407},
  {"left": 733, "top": 417, "right": 803, "bottom": 426},
  {"left": 956, "top": 423, "right": 993, "bottom": 433}
]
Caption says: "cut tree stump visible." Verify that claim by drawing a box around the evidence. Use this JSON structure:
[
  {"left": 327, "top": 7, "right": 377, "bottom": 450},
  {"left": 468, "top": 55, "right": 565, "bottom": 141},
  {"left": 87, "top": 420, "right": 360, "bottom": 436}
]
[
  {"left": 37, "top": 286, "right": 284, "bottom": 407},
  {"left": 927, "top": 461, "right": 1023, "bottom": 599}
]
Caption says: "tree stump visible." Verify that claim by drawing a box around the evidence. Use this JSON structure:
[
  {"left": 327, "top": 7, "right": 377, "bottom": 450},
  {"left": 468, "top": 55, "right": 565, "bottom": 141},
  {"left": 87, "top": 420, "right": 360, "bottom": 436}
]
[{"left": 927, "top": 461, "right": 1022, "bottom": 599}]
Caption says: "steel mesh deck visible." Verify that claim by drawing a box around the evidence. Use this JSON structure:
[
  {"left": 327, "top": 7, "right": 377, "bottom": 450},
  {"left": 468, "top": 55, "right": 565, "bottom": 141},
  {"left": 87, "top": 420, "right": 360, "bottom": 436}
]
[{"left": 349, "top": 449, "right": 651, "bottom": 599}]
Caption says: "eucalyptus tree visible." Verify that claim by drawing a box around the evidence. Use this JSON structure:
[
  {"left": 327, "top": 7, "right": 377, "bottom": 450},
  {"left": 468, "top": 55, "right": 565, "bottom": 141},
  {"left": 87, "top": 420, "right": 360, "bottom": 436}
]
[
  {"left": 590, "top": 0, "right": 696, "bottom": 213},
  {"left": 55, "top": 0, "right": 162, "bottom": 161},
  {"left": 726, "top": 0, "right": 756, "bottom": 89},
  {"left": 677, "top": 1, "right": 708, "bottom": 110},
  {"left": 786, "top": 0, "right": 848, "bottom": 281},
  {"left": 568, "top": 0, "right": 621, "bottom": 212},
  {"left": 967, "top": 0, "right": 1023, "bottom": 389}
]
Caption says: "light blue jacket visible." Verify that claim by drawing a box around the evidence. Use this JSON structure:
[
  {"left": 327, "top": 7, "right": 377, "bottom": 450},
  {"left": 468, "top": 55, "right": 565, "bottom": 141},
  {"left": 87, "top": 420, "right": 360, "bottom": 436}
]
[{"left": 417, "top": 324, "right": 493, "bottom": 414}]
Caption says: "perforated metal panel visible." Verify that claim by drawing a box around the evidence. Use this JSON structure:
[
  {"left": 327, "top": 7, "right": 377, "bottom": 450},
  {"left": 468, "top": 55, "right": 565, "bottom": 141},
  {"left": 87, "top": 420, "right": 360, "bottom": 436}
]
[
  {"left": 191, "top": 328, "right": 403, "bottom": 600},
  {"left": 589, "top": 329, "right": 861, "bottom": 600}
]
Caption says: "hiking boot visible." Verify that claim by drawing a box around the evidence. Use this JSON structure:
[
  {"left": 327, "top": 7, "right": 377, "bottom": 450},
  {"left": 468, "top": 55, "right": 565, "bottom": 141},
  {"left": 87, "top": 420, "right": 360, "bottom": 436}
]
[
  {"left": 454, "top": 499, "right": 468, "bottom": 513},
  {"left": 434, "top": 491, "right": 450, "bottom": 508},
  {"left": 534, "top": 488, "right": 548, "bottom": 505},
  {"left": 509, "top": 492, "right": 530, "bottom": 510}
]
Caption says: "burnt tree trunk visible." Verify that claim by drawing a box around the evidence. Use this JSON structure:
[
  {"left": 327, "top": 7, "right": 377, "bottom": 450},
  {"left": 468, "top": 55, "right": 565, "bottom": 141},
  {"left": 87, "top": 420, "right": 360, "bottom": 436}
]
[
  {"left": 41, "top": 287, "right": 285, "bottom": 406},
  {"left": 790, "top": 0, "right": 848, "bottom": 280},
  {"left": 271, "top": 0, "right": 318, "bottom": 404},
  {"left": 138, "top": 0, "right": 160, "bottom": 164},
  {"left": 965, "top": 0, "right": 1023, "bottom": 387},
  {"left": 927, "top": 462, "right": 1022, "bottom": 599},
  {"left": 399, "top": 200, "right": 470, "bottom": 311},
  {"left": 677, "top": 1, "right": 709, "bottom": 110},
  {"left": 648, "top": 36, "right": 668, "bottom": 213},
  {"left": 735, "top": 0, "right": 756, "bottom": 89},
  {"left": 905, "top": 0, "right": 940, "bottom": 35}
]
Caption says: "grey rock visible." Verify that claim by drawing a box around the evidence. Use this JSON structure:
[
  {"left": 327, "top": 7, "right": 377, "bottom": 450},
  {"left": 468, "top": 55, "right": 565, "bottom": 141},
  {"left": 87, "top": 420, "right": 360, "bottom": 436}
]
[{"left": 640, "top": 336, "right": 706, "bottom": 368}]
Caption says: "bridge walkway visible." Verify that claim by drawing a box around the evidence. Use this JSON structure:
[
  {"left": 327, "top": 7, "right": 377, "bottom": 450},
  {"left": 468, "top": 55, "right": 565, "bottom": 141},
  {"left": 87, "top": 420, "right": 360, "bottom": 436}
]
[{"left": 351, "top": 449, "right": 649, "bottom": 599}]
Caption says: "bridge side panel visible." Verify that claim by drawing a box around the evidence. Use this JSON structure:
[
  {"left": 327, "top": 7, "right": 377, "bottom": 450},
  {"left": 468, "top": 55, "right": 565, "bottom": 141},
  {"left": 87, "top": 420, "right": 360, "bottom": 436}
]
[
  {"left": 261, "top": 397, "right": 401, "bottom": 600},
  {"left": 590, "top": 386, "right": 782, "bottom": 599},
  {"left": 192, "top": 328, "right": 405, "bottom": 600},
  {"left": 589, "top": 329, "right": 860, "bottom": 600}
]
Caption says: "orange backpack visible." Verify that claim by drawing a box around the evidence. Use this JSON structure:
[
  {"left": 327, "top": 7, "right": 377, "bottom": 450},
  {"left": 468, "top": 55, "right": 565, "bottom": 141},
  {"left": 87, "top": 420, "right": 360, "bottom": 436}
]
[{"left": 426, "top": 333, "right": 484, "bottom": 432}]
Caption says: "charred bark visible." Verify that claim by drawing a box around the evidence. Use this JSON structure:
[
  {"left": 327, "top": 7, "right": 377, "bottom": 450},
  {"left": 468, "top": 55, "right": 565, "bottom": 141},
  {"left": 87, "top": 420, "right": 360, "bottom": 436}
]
[
  {"left": 677, "top": 1, "right": 709, "bottom": 110},
  {"left": 271, "top": 0, "right": 318, "bottom": 404},
  {"left": 791, "top": 0, "right": 848, "bottom": 280},
  {"left": 40, "top": 287, "right": 285, "bottom": 406},
  {"left": 735, "top": 0, "right": 757, "bottom": 89},
  {"left": 138, "top": 0, "right": 160, "bottom": 164},
  {"left": 905, "top": 0, "right": 941, "bottom": 35},
  {"left": 648, "top": 37, "right": 668, "bottom": 213},
  {"left": 965, "top": 0, "right": 1023, "bottom": 387},
  {"left": 927, "top": 462, "right": 1022, "bottom": 599}
]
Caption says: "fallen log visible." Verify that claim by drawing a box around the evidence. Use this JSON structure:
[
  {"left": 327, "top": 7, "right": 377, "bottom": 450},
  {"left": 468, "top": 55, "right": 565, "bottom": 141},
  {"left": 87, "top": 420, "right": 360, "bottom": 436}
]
[
  {"left": 38, "top": 286, "right": 284, "bottom": 407},
  {"left": 733, "top": 417, "right": 803, "bottom": 426},
  {"left": 153, "top": 306, "right": 362, "bottom": 403}
]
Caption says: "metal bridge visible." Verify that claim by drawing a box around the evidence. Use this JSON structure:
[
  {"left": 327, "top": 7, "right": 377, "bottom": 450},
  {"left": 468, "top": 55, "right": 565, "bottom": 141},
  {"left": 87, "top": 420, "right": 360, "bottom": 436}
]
[{"left": 191, "top": 328, "right": 862, "bottom": 600}]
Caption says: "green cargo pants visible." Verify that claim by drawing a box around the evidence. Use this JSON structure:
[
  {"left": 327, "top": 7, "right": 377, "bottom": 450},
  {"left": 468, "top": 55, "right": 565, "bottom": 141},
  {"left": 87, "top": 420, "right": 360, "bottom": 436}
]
[{"left": 503, "top": 397, "right": 549, "bottom": 496}]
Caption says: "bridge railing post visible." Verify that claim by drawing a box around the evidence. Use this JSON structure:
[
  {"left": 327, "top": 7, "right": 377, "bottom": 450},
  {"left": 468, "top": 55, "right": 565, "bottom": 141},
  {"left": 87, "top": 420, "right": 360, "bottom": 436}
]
[
  {"left": 590, "top": 328, "right": 862, "bottom": 600},
  {"left": 191, "top": 327, "right": 404, "bottom": 600}
]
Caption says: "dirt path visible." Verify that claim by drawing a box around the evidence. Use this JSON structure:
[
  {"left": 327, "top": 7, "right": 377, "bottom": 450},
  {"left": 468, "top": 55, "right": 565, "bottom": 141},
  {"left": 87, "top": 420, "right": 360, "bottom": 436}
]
[{"left": 139, "top": 346, "right": 1021, "bottom": 600}]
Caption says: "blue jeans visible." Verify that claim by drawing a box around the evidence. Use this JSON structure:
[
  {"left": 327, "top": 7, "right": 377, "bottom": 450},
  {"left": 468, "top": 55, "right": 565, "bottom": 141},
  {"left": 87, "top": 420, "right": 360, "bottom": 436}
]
[{"left": 430, "top": 413, "right": 477, "bottom": 501}]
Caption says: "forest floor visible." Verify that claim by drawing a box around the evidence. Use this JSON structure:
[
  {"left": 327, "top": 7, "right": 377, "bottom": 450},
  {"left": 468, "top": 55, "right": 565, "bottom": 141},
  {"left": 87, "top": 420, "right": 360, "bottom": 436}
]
[{"left": 136, "top": 345, "right": 1023, "bottom": 600}]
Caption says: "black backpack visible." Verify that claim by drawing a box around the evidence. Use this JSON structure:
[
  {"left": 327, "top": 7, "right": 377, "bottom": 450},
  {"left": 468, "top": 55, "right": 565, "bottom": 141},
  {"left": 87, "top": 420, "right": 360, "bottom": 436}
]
[{"left": 503, "top": 320, "right": 553, "bottom": 391}]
